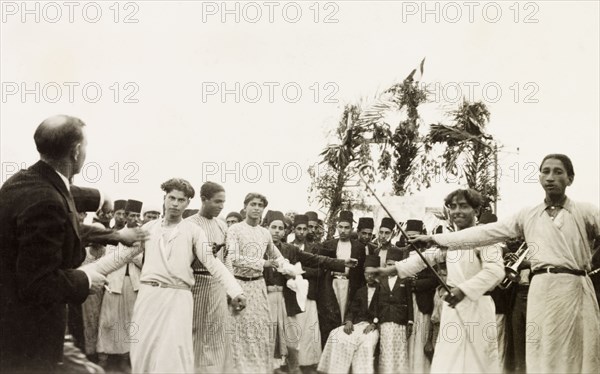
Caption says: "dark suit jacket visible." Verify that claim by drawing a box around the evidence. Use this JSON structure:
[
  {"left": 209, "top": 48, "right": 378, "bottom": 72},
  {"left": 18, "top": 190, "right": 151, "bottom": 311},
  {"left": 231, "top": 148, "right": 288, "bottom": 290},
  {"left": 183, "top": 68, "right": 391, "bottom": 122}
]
[
  {"left": 289, "top": 241, "right": 321, "bottom": 301},
  {"left": 264, "top": 242, "right": 346, "bottom": 317},
  {"left": 378, "top": 276, "right": 413, "bottom": 325},
  {"left": 412, "top": 268, "right": 438, "bottom": 315},
  {"left": 401, "top": 246, "right": 438, "bottom": 315},
  {"left": 315, "top": 239, "right": 366, "bottom": 346},
  {"left": 365, "top": 241, "right": 378, "bottom": 255},
  {"left": 344, "top": 285, "right": 378, "bottom": 325},
  {"left": 373, "top": 242, "right": 407, "bottom": 263},
  {"left": 0, "top": 161, "right": 92, "bottom": 371}
]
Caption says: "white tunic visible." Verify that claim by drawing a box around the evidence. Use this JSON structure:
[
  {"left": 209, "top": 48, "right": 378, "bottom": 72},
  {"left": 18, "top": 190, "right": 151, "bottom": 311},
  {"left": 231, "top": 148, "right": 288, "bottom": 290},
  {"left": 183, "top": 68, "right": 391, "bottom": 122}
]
[
  {"left": 394, "top": 243, "right": 504, "bottom": 373},
  {"left": 81, "top": 219, "right": 243, "bottom": 373}
]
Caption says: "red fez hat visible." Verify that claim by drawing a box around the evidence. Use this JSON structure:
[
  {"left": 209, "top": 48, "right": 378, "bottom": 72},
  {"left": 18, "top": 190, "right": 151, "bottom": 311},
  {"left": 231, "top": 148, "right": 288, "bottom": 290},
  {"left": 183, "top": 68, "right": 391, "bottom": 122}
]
[
  {"left": 125, "top": 199, "right": 143, "bottom": 214},
  {"left": 386, "top": 248, "right": 405, "bottom": 262},
  {"left": 267, "top": 211, "right": 285, "bottom": 225},
  {"left": 405, "top": 219, "right": 424, "bottom": 233},
  {"left": 294, "top": 214, "right": 309, "bottom": 227},
  {"left": 226, "top": 211, "right": 243, "bottom": 221},
  {"left": 380, "top": 217, "right": 396, "bottom": 231},
  {"left": 263, "top": 210, "right": 275, "bottom": 224},
  {"left": 114, "top": 199, "right": 127, "bottom": 211},
  {"left": 305, "top": 211, "right": 318, "bottom": 222},
  {"left": 358, "top": 217, "right": 374, "bottom": 230},
  {"left": 364, "top": 255, "right": 381, "bottom": 268},
  {"left": 338, "top": 210, "right": 354, "bottom": 224}
]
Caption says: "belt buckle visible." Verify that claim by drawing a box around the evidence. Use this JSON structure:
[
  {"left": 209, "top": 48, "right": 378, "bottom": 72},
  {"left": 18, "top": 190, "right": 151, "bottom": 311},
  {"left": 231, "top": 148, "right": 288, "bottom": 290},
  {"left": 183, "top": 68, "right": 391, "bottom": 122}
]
[{"left": 545, "top": 266, "right": 555, "bottom": 274}]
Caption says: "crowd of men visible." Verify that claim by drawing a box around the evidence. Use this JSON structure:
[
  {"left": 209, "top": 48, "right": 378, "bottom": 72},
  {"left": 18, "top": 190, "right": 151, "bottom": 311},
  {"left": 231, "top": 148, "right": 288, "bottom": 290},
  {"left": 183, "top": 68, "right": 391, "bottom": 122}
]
[{"left": 0, "top": 114, "right": 599, "bottom": 374}]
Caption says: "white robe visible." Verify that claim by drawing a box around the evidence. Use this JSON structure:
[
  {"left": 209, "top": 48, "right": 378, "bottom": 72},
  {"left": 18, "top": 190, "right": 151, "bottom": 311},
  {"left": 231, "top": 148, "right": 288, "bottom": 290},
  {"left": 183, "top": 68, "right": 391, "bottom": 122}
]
[
  {"left": 81, "top": 219, "right": 243, "bottom": 373},
  {"left": 434, "top": 198, "right": 600, "bottom": 373},
  {"left": 394, "top": 243, "right": 504, "bottom": 373}
]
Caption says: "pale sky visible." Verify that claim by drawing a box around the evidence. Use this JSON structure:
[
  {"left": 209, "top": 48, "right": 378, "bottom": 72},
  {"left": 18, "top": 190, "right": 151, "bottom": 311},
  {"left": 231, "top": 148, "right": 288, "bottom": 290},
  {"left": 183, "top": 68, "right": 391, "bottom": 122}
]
[{"left": 1, "top": 0, "right": 598, "bottom": 220}]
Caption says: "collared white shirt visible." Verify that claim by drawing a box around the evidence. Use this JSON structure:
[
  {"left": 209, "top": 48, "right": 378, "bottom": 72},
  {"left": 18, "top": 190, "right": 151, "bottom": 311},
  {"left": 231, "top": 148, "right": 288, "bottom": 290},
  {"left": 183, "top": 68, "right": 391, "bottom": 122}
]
[
  {"left": 336, "top": 240, "right": 352, "bottom": 275},
  {"left": 388, "top": 275, "right": 398, "bottom": 289},
  {"left": 367, "top": 285, "right": 376, "bottom": 306},
  {"left": 54, "top": 169, "right": 70, "bottom": 190},
  {"left": 379, "top": 249, "right": 388, "bottom": 267}
]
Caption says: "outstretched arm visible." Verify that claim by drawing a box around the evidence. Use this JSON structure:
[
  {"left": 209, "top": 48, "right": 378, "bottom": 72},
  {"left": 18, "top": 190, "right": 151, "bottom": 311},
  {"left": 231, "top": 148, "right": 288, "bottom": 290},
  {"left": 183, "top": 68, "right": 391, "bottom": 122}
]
[
  {"left": 296, "top": 248, "right": 346, "bottom": 273},
  {"left": 80, "top": 242, "right": 144, "bottom": 276},
  {"left": 378, "top": 248, "right": 442, "bottom": 278},
  {"left": 436, "top": 214, "right": 523, "bottom": 249}
]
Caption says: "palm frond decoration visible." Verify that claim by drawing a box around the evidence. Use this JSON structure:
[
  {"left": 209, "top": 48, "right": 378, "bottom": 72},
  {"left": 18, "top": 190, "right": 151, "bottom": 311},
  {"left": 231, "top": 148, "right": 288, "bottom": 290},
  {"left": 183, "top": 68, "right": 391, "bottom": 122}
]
[{"left": 422, "top": 100, "right": 499, "bottom": 213}]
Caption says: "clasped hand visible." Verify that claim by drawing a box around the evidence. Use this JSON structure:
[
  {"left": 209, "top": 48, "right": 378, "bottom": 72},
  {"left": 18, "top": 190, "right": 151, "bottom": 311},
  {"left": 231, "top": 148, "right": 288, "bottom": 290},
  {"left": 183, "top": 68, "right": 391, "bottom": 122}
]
[
  {"left": 443, "top": 287, "right": 466, "bottom": 308},
  {"left": 119, "top": 227, "right": 150, "bottom": 246},
  {"left": 230, "top": 294, "right": 247, "bottom": 313},
  {"left": 263, "top": 259, "right": 279, "bottom": 269}
]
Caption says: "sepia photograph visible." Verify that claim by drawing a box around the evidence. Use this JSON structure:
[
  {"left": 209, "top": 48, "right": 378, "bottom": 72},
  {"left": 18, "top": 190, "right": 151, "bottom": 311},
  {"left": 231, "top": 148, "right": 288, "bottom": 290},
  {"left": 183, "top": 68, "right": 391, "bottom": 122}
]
[{"left": 1, "top": 1, "right": 598, "bottom": 373}]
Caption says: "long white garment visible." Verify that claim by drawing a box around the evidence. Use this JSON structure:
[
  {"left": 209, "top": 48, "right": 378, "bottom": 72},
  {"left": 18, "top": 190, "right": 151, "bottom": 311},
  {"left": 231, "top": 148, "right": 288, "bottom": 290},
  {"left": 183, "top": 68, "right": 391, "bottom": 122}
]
[
  {"left": 81, "top": 219, "right": 243, "bottom": 373},
  {"left": 332, "top": 279, "right": 350, "bottom": 324},
  {"left": 96, "top": 243, "right": 142, "bottom": 354},
  {"left": 267, "top": 290, "right": 288, "bottom": 357},
  {"left": 288, "top": 299, "right": 322, "bottom": 366},
  {"left": 408, "top": 294, "right": 431, "bottom": 374},
  {"left": 433, "top": 198, "right": 600, "bottom": 373},
  {"left": 317, "top": 321, "right": 379, "bottom": 374},
  {"left": 407, "top": 250, "right": 432, "bottom": 374},
  {"left": 96, "top": 275, "right": 137, "bottom": 354},
  {"left": 394, "top": 244, "right": 504, "bottom": 373},
  {"left": 132, "top": 284, "right": 194, "bottom": 373}
]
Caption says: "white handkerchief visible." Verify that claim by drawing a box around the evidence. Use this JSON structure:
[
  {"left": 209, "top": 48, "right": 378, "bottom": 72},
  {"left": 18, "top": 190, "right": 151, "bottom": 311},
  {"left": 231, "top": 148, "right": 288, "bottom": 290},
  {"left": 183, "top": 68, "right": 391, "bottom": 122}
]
[
  {"left": 277, "top": 261, "right": 305, "bottom": 276},
  {"left": 286, "top": 276, "right": 309, "bottom": 312}
]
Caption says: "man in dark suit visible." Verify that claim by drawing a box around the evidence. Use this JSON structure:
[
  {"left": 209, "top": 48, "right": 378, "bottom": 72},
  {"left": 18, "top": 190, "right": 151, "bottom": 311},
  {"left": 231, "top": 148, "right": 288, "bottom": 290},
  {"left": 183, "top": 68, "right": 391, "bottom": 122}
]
[
  {"left": 0, "top": 115, "right": 109, "bottom": 372},
  {"left": 315, "top": 210, "right": 366, "bottom": 348},
  {"left": 376, "top": 247, "right": 413, "bottom": 373},
  {"left": 372, "top": 217, "right": 406, "bottom": 266}
]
